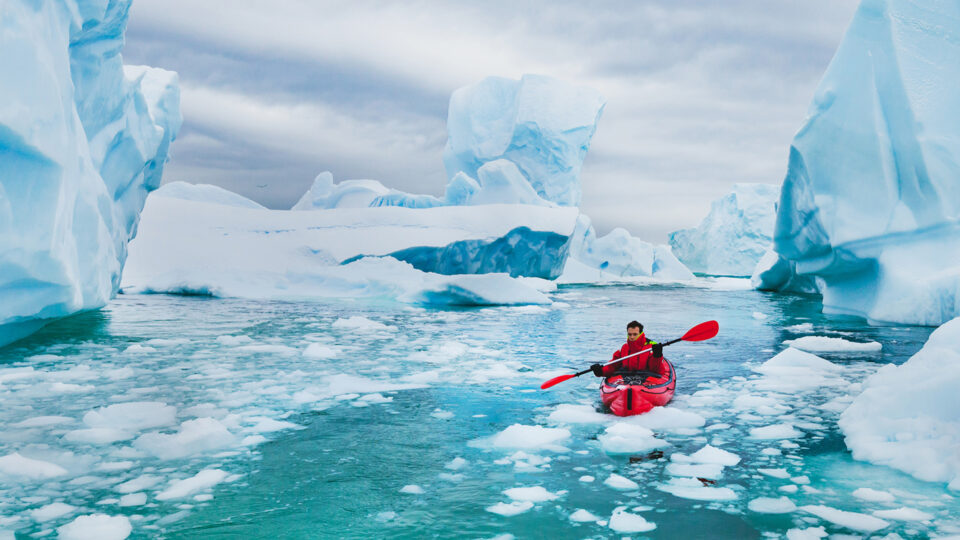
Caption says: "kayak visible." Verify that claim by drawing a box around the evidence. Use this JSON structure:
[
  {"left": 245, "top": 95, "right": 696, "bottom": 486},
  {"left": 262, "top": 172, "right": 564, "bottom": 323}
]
[{"left": 600, "top": 358, "right": 676, "bottom": 416}]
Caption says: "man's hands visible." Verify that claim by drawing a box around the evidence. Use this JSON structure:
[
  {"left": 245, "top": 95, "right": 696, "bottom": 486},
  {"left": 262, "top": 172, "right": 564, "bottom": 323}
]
[
  {"left": 590, "top": 363, "right": 603, "bottom": 376},
  {"left": 652, "top": 343, "right": 663, "bottom": 357}
]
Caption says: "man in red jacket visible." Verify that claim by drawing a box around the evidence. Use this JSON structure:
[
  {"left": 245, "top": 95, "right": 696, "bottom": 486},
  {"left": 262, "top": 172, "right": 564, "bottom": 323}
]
[{"left": 590, "top": 321, "right": 665, "bottom": 377}]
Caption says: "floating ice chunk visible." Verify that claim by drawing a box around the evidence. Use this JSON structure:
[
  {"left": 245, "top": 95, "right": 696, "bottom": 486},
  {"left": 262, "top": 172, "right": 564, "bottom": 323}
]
[
  {"left": 624, "top": 407, "right": 705, "bottom": 430},
  {"left": 790, "top": 475, "right": 810, "bottom": 485},
  {"left": 800, "top": 505, "right": 889, "bottom": 532},
  {"left": 665, "top": 463, "right": 724, "bottom": 480},
  {"left": 118, "top": 493, "right": 146, "bottom": 507},
  {"left": 756, "top": 348, "right": 841, "bottom": 376},
  {"left": 332, "top": 317, "right": 397, "bottom": 332},
  {"left": 83, "top": 402, "right": 177, "bottom": 432},
  {"left": 65, "top": 428, "right": 133, "bottom": 445},
  {"left": 488, "top": 424, "right": 570, "bottom": 450},
  {"left": 13, "top": 416, "right": 74, "bottom": 428},
  {"left": 30, "top": 502, "right": 75, "bottom": 522},
  {"left": 303, "top": 344, "right": 338, "bottom": 359},
  {"left": 57, "top": 514, "right": 132, "bottom": 540},
  {"left": 603, "top": 474, "right": 639, "bottom": 491},
  {"left": 134, "top": 418, "right": 237, "bottom": 460},
  {"left": 356, "top": 393, "right": 392, "bottom": 405},
  {"left": 872, "top": 507, "right": 934, "bottom": 521},
  {"left": 685, "top": 445, "right": 740, "bottom": 466},
  {"left": 748, "top": 496, "right": 797, "bottom": 513},
  {"left": 115, "top": 474, "right": 162, "bottom": 494},
  {"left": 853, "top": 488, "right": 895, "bottom": 502},
  {"left": 244, "top": 417, "right": 301, "bottom": 433},
  {"left": 546, "top": 404, "right": 609, "bottom": 425},
  {"left": 779, "top": 485, "right": 799, "bottom": 494},
  {"left": 783, "top": 336, "right": 881, "bottom": 353},
  {"left": 503, "top": 486, "right": 561, "bottom": 502},
  {"left": 757, "top": 468, "right": 791, "bottom": 479},
  {"left": 608, "top": 506, "right": 656, "bottom": 533},
  {"left": 578, "top": 475, "right": 595, "bottom": 483},
  {"left": 598, "top": 422, "right": 667, "bottom": 454},
  {"left": 569, "top": 509, "right": 601, "bottom": 522},
  {"left": 156, "top": 469, "right": 228, "bottom": 501},
  {"left": 0, "top": 453, "right": 67, "bottom": 479},
  {"left": 485, "top": 501, "right": 533, "bottom": 516},
  {"left": 786, "top": 527, "right": 827, "bottom": 540},
  {"left": 761, "top": 448, "right": 783, "bottom": 456},
  {"left": 750, "top": 423, "right": 802, "bottom": 440},
  {"left": 445, "top": 457, "right": 467, "bottom": 470},
  {"left": 657, "top": 477, "right": 737, "bottom": 501},
  {"left": 122, "top": 344, "right": 157, "bottom": 355},
  {"left": 399, "top": 485, "right": 424, "bottom": 494}
]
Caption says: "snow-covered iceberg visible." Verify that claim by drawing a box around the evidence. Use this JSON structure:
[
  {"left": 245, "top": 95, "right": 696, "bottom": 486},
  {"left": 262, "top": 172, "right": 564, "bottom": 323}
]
[
  {"left": 839, "top": 317, "right": 960, "bottom": 489},
  {"left": 121, "top": 186, "right": 575, "bottom": 305},
  {"left": 769, "top": 0, "right": 960, "bottom": 325},
  {"left": 669, "top": 184, "right": 779, "bottom": 276},
  {"left": 0, "top": 1, "right": 181, "bottom": 347},
  {"left": 443, "top": 74, "right": 605, "bottom": 207},
  {"left": 292, "top": 172, "right": 442, "bottom": 210}
]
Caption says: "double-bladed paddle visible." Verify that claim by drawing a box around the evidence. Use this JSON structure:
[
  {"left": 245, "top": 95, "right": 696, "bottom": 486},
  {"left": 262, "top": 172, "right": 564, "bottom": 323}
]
[{"left": 539, "top": 320, "right": 719, "bottom": 390}]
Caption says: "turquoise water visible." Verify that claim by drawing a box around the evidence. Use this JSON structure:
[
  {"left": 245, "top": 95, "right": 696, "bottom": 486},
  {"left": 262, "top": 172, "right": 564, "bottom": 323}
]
[{"left": 2, "top": 284, "right": 956, "bottom": 539}]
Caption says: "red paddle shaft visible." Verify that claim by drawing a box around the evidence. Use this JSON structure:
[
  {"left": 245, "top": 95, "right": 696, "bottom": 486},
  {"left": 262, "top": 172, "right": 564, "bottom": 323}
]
[{"left": 539, "top": 320, "right": 719, "bottom": 390}]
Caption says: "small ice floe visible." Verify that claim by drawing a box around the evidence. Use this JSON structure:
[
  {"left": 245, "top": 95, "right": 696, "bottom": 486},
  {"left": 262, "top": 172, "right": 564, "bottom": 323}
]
[
  {"left": 123, "top": 344, "right": 157, "bottom": 354},
  {"left": 749, "top": 423, "right": 802, "bottom": 440},
  {"left": 747, "top": 496, "right": 797, "bottom": 513},
  {"left": 57, "top": 514, "right": 132, "bottom": 540},
  {"left": 757, "top": 468, "right": 790, "bottom": 479},
  {"left": 118, "top": 493, "right": 147, "bottom": 507},
  {"left": 569, "top": 509, "right": 601, "bottom": 522},
  {"left": 353, "top": 393, "right": 392, "bottom": 405},
  {"left": 783, "top": 336, "right": 881, "bottom": 353},
  {"left": 657, "top": 477, "right": 737, "bottom": 501},
  {"left": 546, "top": 404, "right": 609, "bottom": 425},
  {"left": 14, "top": 415, "right": 75, "bottom": 429},
  {"left": 603, "top": 473, "right": 639, "bottom": 491},
  {"left": 623, "top": 407, "right": 706, "bottom": 431},
  {"left": 872, "top": 507, "right": 934, "bottom": 521},
  {"left": 445, "top": 457, "right": 467, "bottom": 470},
  {"left": 608, "top": 506, "right": 656, "bottom": 533},
  {"left": 399, "top": 485, "right": 424, "bottom": 494},
  {"left": 114, "top": 474, "right": 162, "bottom": 494},
  {"left": 302, "top": 343, "right": 338, "bottom": 359},
  {"left": 680, "top": 444, "right": 741, "bottom": 466},
  {"left": 29, "top": 502, "right": 76, "bottom": 522},
  {"left": 485, "top": 501, "right": 533, "bottom": 516},
  {"left": 503, "top": 486, "right": 562, "bottom": 502},
  {"left": 235, "top": 344, "right": 299, "bottom": 356},
  {"left": 578, "top": 475, "right": 595, "bottom": 483},
  {"left": 779, "top": 485, "right": 799, "bottom": 494},
  {"left": 156, "top": 469, "right": 229, "bottom": 500},
  {"left": 483, "top": 424, "right": 570, "bottom": 451},
  {"left": 597, "top": 423, "right": 667, "bottom": 454},
  {"left": 800, "top": 505, "right": 889, "bottom": 532},
  {"left": 752, "top": 312, "right": 768, "bottom": 320},
  {"left": 853, "top": 487, "right": 895, "bottom": 502},
  {"left": 665, "top": 462, "right": 724, "bottom": 480},
  {"left": 0, "top": 452, "right": 68, "bottom": 480},
  {"left": 331, "top": 316, "right": 397, "bottom": 333},
  {"left": 133, "top": 418, "right": 237, "bottom": 460},
  {"left": 785, "top": 526, "right": 827, "bottom": 540},
  {"left": 785, "top": 323, "right": 815, "bottom": 333}
]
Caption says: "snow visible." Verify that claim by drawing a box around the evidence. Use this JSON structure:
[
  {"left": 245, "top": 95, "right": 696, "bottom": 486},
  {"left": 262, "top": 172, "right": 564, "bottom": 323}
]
[
  {"left": 840, "top": 317, "right": 960, "bottom": 488},
  {"left": 853, "top": 488, "right": 895, "bottom": 502},
  {"left": 872, "top": 507, "right": 934, "bottom": 521},
  {"left": 783, "top": 336, "right": 881, "bottom": 353},
  {"left": 485, "top": 501, "right": 533, "bottom": 516},
  {"left": 0, "top": 1, "right": 180, "bottom": 348},
  {"left": 800, "top": 505, "right": 890, "bottom": 532},
  {"left": 29, "top": 502, "right": 75, "bottom": 522},
  {"left": 56, "top": 514, "right": 132, "bottom": 540},
  {"left": 668, "top": 184, "right": 780, "bottom": 276},
  {"left": 608, "top": 506, "right": 656, "bottom": 533},
  {"left": 769, "top": 0, "right": 960, "bottom": 325},
  {"left": 569, "top": 509, "right": 600, "bottom": 522},
  {"left": 400, "top": 485, "right": 424, "bottom": 494},
  {"left": 443, "top": 74, "right": 605, "bottom": 207},
  {"left": 603, "top": 474, "right": 639, "bottom": 491},
  {"left": 488, "top": 424, "right": 570, "bottom": 450},
  {"left": 502, "top": 486, "right": 561, "bottom": 502},
  {"left": 156, "top": 469, "right": 229, "bottom": 500},
  {"left": 748, "top": 496, "right": 797, "bottom": 514},
  {"left": 0, "top": 453, "right": 67, "bottom": 479}
]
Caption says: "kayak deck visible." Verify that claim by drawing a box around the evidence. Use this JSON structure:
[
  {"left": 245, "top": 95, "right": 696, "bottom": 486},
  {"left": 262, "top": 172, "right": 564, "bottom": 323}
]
[{"left": 600, "top": 358, "right": 676, "bottom": 416}]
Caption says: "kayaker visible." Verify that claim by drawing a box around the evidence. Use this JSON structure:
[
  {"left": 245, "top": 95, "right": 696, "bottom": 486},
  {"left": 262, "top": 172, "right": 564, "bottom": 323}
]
[{"left": 589, "top": 321, "right": 666, "bottom": 377}]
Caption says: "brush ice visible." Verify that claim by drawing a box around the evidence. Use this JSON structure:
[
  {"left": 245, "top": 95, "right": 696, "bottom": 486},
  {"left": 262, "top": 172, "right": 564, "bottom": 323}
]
[
  {"left": 546, "top": 404, "right": 609, "bottom": 425},
  {"left": 669, "top": 184, "right": 779, "bottom": 276},
  {"left": 82, "top": 402, "right": 177, "bottom": 431},
  {"left": 770, "top": 0, "right": 960, "bottom": 325},
  {"left": 840, "top": 317, "right": 960, "bottom": 487},
  {"left": 683, "top": 445, "right": 741, "bottom": 466},
  {"left": 57, "top": 514, "right": 132, "bottom": 540},
  {"left": 800, "top": 505, "right": 889, "bottom": 532},
  {"left": 156, "top": 469, "right": 228, "bottom": 501},
  {"left": 783, "top": 336, "right": 881, "bottom": 352},
  {"left": 0, "top": 0, "right": 180, "bottom": 347},
  {"left": 443, "top": 74, "right": 605, "bottom": 207},
  {"left": 608, "top": 506, "right": 656, "bottom": 533}
]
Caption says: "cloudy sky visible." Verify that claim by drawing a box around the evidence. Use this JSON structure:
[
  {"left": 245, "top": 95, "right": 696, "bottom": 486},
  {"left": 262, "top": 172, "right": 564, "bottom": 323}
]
[{"left": 124, "top": 0, "right": 859, "bottom": 242}]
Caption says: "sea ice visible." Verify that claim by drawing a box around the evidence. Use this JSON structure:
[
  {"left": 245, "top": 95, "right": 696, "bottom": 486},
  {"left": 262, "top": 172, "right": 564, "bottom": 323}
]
[
  {"left": 872, "top": 507, "right": 934, "bottom": 521},
  {"left": 603, "top": 474, "right": 639, "bottom": 491},
  {"left": 485, "top": 501, "right": 533, "bottom": 517},
  {"left": 488, "top": 424, "right": 570, "bottom": 450},
  {"left": 156, "top": 469, "right": 229, "bottom": 501},
  {"left": 546, "top": 404, "right": 609, "bottom": 425},
  {"left": 783, "top": 336, "right": 881, "bottom": 353},
  {"left": 569, "top": 509, "right": 600, "bottom": 523},
  {"left": 56, "top": 514, "right": 132, "bottom": 540},
  {"left": 502, "top": 486, "right": 561, "bottom": 502},
  {"left": 665, "top": 463, "right": 724, "bottom": 480},
  {"left": 757, "top": 468, "right": 791, "bottom": 479},
  {"left": 29, "top": 502, "right": 75, "bottom": 522},
  {"left": 608, "top": 506, "right": 656, "bottom": 533},
  {"left": 117, "top": 493, "right": 146, "bottom": 507},
  {"left": 0, "top": 453, "right": 67, "bottom": 480},
  {"left": 683, "top": 444, "right": 741, "bottom": 466},
  {"left": 748, "top": 496, "right": 797, "bottom": 514},
  {"left": 134, "top": 418, "right": 237, "bottom": 460},
  {"left": 801, "top": 505, "right": 890, "bottom": 532},
  {"left": 853, "top": 488, "right": 895, "bottom": 502},
  {"left": 597, "top": 422, "right": 667, "bottom": 454},
  {"left": 83, "top": 402, "right": 177, "bottom": 432},
  {"left": 786, "top": 527, "right": 828, "bottom": 540},
  {"left": 657, "top": 477, "right": 738, "bottom": 501},
  {"left": 400, "top": 485, "right": 424, "bottom": 495}
]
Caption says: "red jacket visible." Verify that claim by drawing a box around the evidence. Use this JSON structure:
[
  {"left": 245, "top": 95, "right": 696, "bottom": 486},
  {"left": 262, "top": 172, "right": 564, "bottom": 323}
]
[{"left": 601, "top": 335, "right": 666, "bottom": 376}]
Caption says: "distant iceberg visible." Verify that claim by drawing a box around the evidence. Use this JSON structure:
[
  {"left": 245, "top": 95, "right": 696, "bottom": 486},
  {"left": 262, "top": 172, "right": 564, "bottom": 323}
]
[
  {"left": 670, "top": 184, "right": 779, "bottom": 276},
  {"left": 768, "top": 0, "right": 960, "bottom": 325},
  {"left": 0, "top": 1, "right": 181, "bottom": 346}
]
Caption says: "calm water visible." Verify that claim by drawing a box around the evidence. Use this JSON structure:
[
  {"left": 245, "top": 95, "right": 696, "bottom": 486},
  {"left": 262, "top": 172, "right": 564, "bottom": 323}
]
[{"left": 1, "top": 284, "right": 955, "bottom": 539}]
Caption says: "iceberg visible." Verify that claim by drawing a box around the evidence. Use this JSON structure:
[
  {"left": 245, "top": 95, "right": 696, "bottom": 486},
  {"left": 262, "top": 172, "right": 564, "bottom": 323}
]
[
  {"left": 839, "top": 316, "right": 960, "bottom": 489},
  {"left": 669, "top": 184, "right": 779, "bottom": 276},
  {"left": 0, "top": 0, "right": 180, "bottom": 346},
  {"left": 443, "top": 74, "right": 605, "bottom": 207},
  {"left": 292, "top": 172, "right": 442, "bottom": 210},
  {"left": 769, "top": 0, "right": 960, "bottom": 325}
]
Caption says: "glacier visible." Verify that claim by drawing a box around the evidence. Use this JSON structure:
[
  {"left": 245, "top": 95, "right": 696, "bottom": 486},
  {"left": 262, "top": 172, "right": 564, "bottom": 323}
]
[
  {"left": 0, "top": 0, "right": 181, "bottom": 347},
  {"left": 767, "top": 0, "right": 960, "bottom": 325},
  {"left": 669, "top": 184, "right": 779, "bottom": 276}
]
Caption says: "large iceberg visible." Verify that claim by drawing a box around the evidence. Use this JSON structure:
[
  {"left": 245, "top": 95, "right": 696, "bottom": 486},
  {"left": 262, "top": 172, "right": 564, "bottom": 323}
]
[
  {"left": 768, "top": 0, "right": 960, "bottom": 325},
  {"left": 0, "top": 0, "right": 181, "bottom": 346},
  {"left": 839, "top": 316, "right": 960, "bottom": 489},
  {"left": 669, "top": 184, "right": 779, "bottom": 276},
  {"left": 443, "top": 74, "right": 605, "bottom": 207}
]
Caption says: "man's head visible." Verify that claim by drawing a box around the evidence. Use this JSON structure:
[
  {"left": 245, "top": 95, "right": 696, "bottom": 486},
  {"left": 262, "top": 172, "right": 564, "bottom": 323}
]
[{"left": 627, "top": 321, "right": 644, "bottom": 341}]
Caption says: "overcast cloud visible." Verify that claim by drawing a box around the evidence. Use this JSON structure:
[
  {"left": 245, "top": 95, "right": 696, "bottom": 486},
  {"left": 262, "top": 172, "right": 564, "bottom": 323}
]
[{"left": 124, "top": 0, "right": 859, "bottom": 242}]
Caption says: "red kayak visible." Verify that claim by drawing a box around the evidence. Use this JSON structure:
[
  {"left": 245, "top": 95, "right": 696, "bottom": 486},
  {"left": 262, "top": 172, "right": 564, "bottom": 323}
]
[{"left": 600, "top": 358, "right": 676, "bottom": 416}]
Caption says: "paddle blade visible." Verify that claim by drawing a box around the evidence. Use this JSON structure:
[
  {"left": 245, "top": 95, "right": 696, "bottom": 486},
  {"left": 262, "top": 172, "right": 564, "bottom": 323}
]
[
  {"left": 681, "top": 320, "right": 719, "bottom": 342},
  {"left": 540, "top": 373, "right": 576, "bottom": 390}
]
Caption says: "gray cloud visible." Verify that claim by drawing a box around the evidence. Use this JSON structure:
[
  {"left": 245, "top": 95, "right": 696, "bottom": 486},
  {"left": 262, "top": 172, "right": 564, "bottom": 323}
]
[{"left": 124, "top": 0, "right": 859, "bottom": 241}]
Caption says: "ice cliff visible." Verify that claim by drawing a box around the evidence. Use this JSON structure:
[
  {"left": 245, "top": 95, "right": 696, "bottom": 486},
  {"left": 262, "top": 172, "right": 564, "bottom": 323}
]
[
  {"left": 0, "top": 0, "right": 181, "bottom": 346},
  {"left": 669, "top": 184, "right": 779, "bottom": 276},
  {"left": 765, "top": 0, "right": 960, "bottom": 325}
]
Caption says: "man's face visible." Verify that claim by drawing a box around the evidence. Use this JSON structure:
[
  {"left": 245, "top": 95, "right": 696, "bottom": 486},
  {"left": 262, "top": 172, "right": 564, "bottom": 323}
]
[{"left": 627, "top": 328, "right": 641, "bottom": 341}]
